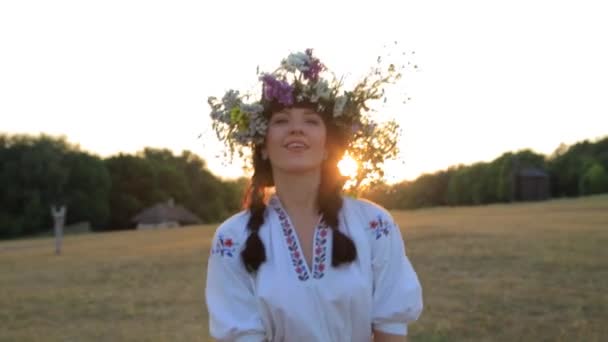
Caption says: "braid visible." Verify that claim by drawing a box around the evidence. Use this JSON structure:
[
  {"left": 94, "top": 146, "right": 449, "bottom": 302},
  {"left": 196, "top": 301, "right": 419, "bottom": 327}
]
[
  {"left": 241, "top": 147, "right": 273, "bottom": 273},
  {"left": 319, "top": 152, "right": 357, "bottom": 267}
]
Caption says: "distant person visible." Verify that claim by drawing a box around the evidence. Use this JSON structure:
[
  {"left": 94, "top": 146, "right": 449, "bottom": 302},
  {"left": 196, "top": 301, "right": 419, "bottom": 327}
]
[{"left": 205, "top": 49, "right": 423, "bottom": 341}]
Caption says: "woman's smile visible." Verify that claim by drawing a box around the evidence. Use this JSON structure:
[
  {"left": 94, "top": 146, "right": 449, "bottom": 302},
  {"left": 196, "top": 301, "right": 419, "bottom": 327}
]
[{"left": 284, "top": 140, "right": 309, "bottom": 152}]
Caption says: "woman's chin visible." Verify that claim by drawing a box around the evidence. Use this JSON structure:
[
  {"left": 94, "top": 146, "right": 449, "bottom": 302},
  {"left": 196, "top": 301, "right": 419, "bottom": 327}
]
[{"left": 275, "top": 163, "right": 322, "bottom": 175}]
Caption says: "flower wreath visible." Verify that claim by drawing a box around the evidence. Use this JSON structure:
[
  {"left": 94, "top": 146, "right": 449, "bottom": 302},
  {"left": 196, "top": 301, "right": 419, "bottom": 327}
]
[{"left": 208, "top": 48, "right": 408, "bottom": 187}]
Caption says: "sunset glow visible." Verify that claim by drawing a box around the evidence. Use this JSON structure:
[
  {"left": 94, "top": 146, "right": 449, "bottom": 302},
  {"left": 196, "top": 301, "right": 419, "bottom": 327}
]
[
  {"left": 1, "top": 1, "right": 607, "bottom": 184},
  {"left": 338, "top": 154, "right": 359, "bottom": 179}
]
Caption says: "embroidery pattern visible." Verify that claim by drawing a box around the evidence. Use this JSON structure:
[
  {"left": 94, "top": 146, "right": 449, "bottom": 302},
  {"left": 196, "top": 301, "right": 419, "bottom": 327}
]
[
  {"left": 270, "top": 196, "right": 329, "bottom": 281},
  {"left": 312, "top": 225, "right": 329, "bottom": 279},
  {"left": 211, "top": 234, "right": 239, "bottom": 257},
  {"left": 369, "top": 215, "right": 391, "bottom": 240}
]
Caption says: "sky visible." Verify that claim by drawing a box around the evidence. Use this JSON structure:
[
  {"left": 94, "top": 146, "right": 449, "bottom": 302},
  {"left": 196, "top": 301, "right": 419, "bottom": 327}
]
[{"left": 1, "top": 0, "right": 606, "bottom": 184}]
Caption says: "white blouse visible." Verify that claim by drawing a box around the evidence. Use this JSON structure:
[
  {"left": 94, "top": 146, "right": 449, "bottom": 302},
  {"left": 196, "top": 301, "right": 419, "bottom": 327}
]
[{"left": 205, "top": 194, "right": 423, "bottom": 342}]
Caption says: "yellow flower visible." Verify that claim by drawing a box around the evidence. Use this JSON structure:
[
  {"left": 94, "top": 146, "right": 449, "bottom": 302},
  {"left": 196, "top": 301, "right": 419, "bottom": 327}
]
[{"left": 230, "top": 107, "right": 249, "bottom": 131}]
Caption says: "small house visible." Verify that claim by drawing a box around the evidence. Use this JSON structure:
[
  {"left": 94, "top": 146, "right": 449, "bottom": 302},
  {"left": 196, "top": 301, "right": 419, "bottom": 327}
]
[
  {"left": 132, "top": 199, "right": 202, "bottom": 229},
  {"left": 514, "top": 167, "right": 550, "bottom": 201}
]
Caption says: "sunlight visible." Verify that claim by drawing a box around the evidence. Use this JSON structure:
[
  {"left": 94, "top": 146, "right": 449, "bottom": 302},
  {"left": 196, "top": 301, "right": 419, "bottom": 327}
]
[{"left": 338, "top": 154, "right": 359, "bottom": 178}]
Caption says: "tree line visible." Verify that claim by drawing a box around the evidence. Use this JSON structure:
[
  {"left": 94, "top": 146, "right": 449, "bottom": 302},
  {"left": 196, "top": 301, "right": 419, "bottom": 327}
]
[
  {"left": 0, "top": 134, "right": 247, "bottom": 239},
  {"left": 362, "top": 136, "right": 608, "bottom": 209},
  {"left": 1, "top": 133, "right": 607, "bottom": 239}
]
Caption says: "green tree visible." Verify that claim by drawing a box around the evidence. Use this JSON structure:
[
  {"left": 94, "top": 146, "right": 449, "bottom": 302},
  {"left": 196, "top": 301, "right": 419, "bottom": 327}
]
[
  {"left": 0, "top": 134, "right": 72, "bottom": 237},
  {"left": 348, "top": 120, "right": 400, "bottom": 192},
  {"left": 447, "top": 165, "right": 471, "bottom": 205},
  {"left": 548, "top": 140, "right": 594, "bottom": 197},
  {"left": 579, "top": 162, "right": 608, "bottom": 195},
  {"left": 104, "top": 154, "right": 156, "bottom": 229},
  {"left": 63, "top": 152, "right": 111, "bottom": 229}
]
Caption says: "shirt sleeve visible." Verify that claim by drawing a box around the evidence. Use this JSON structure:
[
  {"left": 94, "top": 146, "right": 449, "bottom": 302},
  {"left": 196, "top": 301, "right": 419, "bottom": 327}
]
[
  {"left": 205, "top": 218, "right": 266, "bottom": 342},
  {"left": 368, "top": 208, "right": 423, "bottom": 336}
]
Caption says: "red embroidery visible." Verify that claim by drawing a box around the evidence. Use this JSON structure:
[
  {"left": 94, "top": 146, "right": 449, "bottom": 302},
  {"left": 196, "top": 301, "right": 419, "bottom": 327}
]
[
  {"left": 271, "top": 200, "right": 310, "bottom": 281},
  {"left": 312, "top": 225, "right": 329, "bottom": 279},
  {"left": 211, "top": 234, "right": 239, "bottom": 257},
  {"left": 270, "top": 196, "right": 329, "bottom": 281},
  {"left": 369, "top": 215, "right": 391, "bottom": 240}
]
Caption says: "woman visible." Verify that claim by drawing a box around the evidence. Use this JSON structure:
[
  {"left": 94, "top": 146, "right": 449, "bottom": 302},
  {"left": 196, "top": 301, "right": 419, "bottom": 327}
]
[{"left": 206, "top": 49, "right": 423, "bottom": 341}]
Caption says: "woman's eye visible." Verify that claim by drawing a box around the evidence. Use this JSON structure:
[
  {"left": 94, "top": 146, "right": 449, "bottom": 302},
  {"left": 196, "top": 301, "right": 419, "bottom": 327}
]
[
  {"left": 273, "top": 119, "right": 287, "bottom": 124},
  {"left": 306, "top": 120, "right": 320, "bottom": 125}
]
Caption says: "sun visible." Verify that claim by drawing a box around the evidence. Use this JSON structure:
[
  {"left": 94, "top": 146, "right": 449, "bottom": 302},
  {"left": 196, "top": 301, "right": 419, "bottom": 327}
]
[{"left": 338, "top": 154, "right": 359, "bottom": 178}]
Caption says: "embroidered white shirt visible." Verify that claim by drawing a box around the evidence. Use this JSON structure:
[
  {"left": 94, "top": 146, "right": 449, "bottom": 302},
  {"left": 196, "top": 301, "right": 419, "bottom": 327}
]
[{"left": 205, "top": 194, "right": 423, "bottom": 342}]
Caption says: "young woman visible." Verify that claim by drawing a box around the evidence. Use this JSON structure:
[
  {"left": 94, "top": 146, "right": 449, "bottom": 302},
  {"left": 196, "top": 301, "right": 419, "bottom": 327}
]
[{"left": 206, "top": 50, "right": 423, "bottom": 341}]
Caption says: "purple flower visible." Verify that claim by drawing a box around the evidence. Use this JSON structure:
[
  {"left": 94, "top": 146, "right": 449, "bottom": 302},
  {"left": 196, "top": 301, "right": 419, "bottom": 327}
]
[
  {"left": 303, "top": 49, "right": 324, "bottom": 81},
  {"left": 262, "top": 74, "right": 294, "bottom": 106}
]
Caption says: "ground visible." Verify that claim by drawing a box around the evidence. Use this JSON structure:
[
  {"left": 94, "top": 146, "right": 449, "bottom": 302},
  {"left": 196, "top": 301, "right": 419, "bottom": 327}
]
[{"left": 1, "top": 195, "right": 607, "bottom": 341}]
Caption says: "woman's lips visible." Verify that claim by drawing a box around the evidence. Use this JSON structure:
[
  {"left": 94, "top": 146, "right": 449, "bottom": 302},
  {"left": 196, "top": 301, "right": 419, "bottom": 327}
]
[{"left": 284, "top": 142, "right": 309, "bottom": 152}]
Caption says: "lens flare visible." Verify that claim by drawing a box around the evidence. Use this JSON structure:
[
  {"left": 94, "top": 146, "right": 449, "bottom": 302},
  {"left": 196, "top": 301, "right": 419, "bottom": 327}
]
[{"left": 338, "top": 154, "right": 359, "bottom": 178}]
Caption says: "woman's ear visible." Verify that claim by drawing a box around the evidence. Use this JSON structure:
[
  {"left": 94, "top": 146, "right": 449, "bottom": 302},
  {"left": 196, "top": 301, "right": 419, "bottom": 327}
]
[{"left": 261, "top": 148, "right": 268, "bottom": 160}]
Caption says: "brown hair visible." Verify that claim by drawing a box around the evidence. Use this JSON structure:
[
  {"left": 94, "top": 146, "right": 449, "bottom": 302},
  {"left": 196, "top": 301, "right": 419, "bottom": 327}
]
[{"left": 240, "top": 104, "right": 357, "bottom": 273}]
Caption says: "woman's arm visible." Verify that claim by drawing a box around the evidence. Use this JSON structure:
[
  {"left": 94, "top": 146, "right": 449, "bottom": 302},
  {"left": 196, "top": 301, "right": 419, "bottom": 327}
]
[
  {"left": 373, "top": 330, "right": 407, "bottom": 342},
  {"left": 206, "top": 216, "right": 267, "bottom": 341}
]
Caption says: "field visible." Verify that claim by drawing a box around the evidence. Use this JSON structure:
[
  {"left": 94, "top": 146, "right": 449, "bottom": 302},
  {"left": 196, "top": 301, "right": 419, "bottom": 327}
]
[{"left": 1, "top": 195, "right": 607, "bottom": 341}]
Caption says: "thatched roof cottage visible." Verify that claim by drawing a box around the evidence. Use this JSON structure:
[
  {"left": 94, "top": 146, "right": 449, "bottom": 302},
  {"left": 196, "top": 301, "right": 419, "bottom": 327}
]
[{"left": 132, "top": 199, "right": 201, "bottom": 229}]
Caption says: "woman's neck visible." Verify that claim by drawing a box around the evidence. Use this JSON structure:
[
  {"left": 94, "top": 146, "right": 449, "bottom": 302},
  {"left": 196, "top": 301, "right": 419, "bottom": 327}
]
[{"left": 272, "top": 168, "right": 321, "bottom": 217}]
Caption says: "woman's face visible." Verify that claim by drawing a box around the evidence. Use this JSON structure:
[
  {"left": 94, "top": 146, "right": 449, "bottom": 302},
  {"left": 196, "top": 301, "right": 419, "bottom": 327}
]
[{"left": 263, "top": 107, "right": 327, "bottom": 175}]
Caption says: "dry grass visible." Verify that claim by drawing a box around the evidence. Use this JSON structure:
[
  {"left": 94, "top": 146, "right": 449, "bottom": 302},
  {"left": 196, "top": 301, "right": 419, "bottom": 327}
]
[{"left": 1, "top": 195, "right": 607, "bottom": 341}]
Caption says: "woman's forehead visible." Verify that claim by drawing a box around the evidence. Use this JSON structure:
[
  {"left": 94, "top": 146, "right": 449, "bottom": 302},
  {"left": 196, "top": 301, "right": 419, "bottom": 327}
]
[{"left": 274, "top": 107, "right": 320, "bottom": 116}]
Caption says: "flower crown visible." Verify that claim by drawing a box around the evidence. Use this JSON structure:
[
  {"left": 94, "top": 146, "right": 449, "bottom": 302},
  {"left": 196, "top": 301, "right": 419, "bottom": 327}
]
[{"left": 208, "top": 48, "right": 405, "bottom": 186}]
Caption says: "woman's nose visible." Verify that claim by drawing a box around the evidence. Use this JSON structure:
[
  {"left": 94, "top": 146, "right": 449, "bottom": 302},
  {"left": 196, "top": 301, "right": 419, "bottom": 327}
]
[{"left": 288, "top": 123, "right": 304, "bottom": 135}]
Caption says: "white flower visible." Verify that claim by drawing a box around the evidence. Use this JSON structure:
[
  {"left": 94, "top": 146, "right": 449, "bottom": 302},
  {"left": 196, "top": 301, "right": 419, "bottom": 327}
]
[
  {"left": 311, "top": 80, "right": 331, "bottom": 102},
  {"left": 255, "top": 120, "right": 268, "bottom": 137},
  {"left": 240, "top": 103, "right": 264, "bottom": 115},
  {"left": 283, "top": 52, "right": 311, "bottom": 73},
  {"left": 222, "top": 89, "right": 241, "bottom": 110},
  {"left": 333, "top": 96, "right": 347, "bottom": 117},
  {"left": 301, "top": 82, "right": 313, "bottom": 94}
]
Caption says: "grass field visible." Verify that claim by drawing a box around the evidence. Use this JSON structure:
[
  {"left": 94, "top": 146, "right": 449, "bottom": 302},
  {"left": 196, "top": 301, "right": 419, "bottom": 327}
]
[{"left": 1, "top": 195, "right": 607, "bottom": 341}]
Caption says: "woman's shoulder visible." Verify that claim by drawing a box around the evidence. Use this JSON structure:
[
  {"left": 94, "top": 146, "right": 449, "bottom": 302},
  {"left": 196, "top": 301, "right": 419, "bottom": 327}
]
[
  {"left": 342, "top": 195, "right": 400, "bottom": 241},
  {"left": 342, "top": 195, "right": 392, "bottom": 219},
  {"left": 213, "top": 209, "right": 251, "bottom": 242}
]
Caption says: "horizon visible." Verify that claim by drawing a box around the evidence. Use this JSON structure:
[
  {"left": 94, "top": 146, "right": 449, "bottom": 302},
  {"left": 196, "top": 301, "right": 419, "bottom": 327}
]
[
  {"left": 2, "top": 130, "right": 606, "bottom": 185},
  {"left": 2, "top": 1, "right": 607, "bottom": 184}
]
